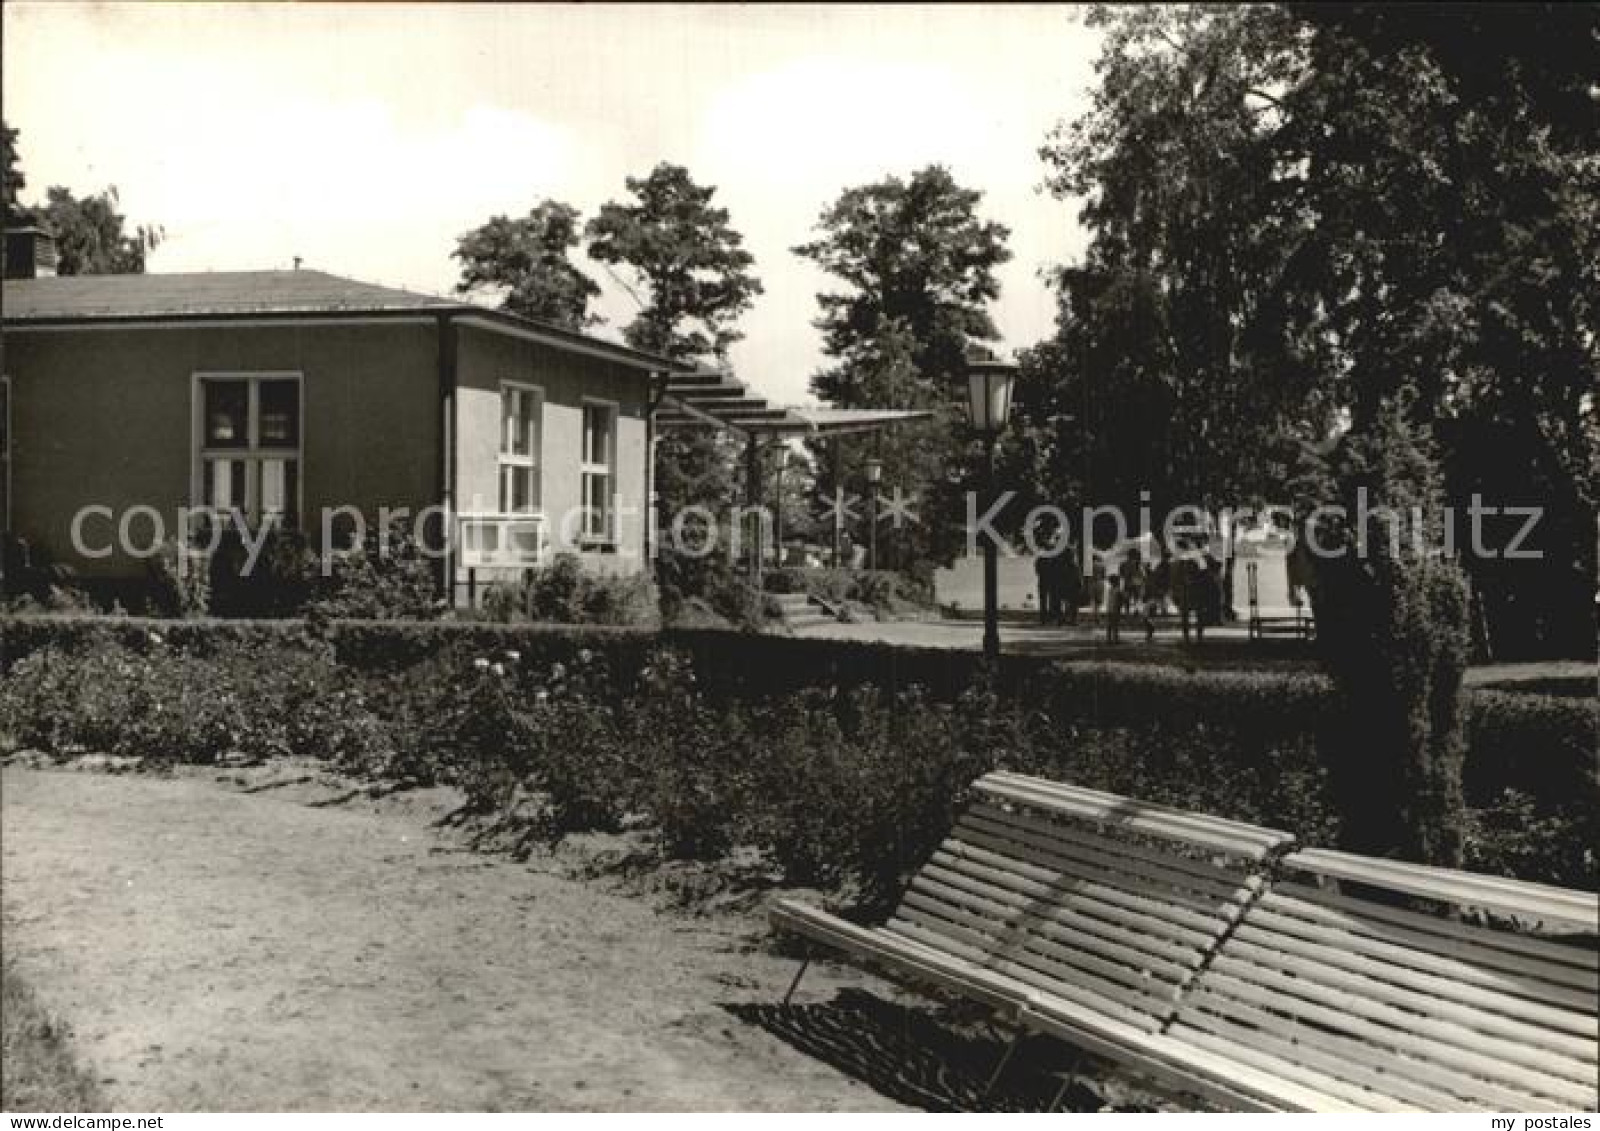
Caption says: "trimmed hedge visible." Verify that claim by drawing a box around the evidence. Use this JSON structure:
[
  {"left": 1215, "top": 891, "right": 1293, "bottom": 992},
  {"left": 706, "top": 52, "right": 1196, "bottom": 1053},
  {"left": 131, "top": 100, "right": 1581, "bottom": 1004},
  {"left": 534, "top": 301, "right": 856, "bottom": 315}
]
[{"left": 2, "top": 614, "right": 1593, "bottom": 891}]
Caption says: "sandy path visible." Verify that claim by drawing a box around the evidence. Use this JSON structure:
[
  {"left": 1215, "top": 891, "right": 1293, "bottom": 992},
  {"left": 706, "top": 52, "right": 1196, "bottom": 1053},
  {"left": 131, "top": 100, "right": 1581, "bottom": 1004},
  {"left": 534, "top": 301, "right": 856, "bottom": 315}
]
[{"left": 1, "top": 767, "right": 904, "bottom": 1111}]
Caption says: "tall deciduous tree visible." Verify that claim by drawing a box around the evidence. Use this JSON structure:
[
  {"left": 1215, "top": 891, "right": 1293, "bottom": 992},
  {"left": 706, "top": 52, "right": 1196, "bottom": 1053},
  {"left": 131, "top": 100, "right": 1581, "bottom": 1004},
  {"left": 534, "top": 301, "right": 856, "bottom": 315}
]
[
  {"left": 794, "top": 166, "right": 1012, "bottom": 570},
  {"left": 586, "top": 164, "right": 763, "bottom": 599},
  {"left": 3, "top": 122, "right": 159, "bottom": 274},
  {"left": 39, "top": 186, "right": 161, "bottom": 275},
  {"left": 452, "top": 202, "right": 600, "bottom": 330},
  {"left": 1274, "top": 4, "right": 1598, "bottom": 656},
  {"left": 586, "top": 162, "right": 763, "bottom": 361},
  {"left": 1033, "top": 5, "right": 1325, "bottom": 526},
  {"left": 1035, "top": 2, "right": 1595, "bottom": 654}
]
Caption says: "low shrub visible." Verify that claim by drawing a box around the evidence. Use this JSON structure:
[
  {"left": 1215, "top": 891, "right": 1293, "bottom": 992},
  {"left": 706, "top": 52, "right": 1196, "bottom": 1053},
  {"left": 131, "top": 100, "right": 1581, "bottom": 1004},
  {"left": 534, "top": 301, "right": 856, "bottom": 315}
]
[
  {"left": 145, "top": 540, "right": 211, "bottom": 618},
  {"left": 206, "top": 527, "right": 320, "bottom": 619},
  {"left": 306, "top": 519, "right": 442, "bottom": 622},
  {"left": 478, "top": 553, "right": 659, "bottom": 627},
  {"left": 0, "top": 635, "right": 282, "bottom": 764},
  {"left": 1, "top": 615, "right": 1591, "bottom": 891},
  {"left": 658, "top": 553, "right": 769, "bottom": 630},
  {"left": 762, "top": 567, "right": 930, "bottom": 614},
  {"left": 0, "top": 626, "right": 400, "bottom": 775}
]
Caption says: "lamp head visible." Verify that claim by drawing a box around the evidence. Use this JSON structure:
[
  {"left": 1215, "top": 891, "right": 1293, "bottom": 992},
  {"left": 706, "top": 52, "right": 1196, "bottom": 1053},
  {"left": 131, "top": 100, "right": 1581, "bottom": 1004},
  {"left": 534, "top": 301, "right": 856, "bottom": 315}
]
[{"left": 964, "top": 356, "right": 1019, "bottom": 433}]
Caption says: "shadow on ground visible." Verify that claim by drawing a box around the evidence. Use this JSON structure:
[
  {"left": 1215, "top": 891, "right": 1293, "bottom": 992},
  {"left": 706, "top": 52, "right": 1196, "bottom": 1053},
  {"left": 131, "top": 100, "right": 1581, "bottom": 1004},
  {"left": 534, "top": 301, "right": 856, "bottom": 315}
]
[{"left": 726, "top": 989, "right": 1132, "bottom": 1112}]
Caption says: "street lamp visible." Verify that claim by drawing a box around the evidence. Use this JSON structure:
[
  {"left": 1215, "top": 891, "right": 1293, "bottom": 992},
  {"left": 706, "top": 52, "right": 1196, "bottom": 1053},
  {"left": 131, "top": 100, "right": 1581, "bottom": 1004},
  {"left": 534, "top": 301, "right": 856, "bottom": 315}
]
[
  {"left": 863, "top": 456, "right": 883, "bottom": 571},
  {"left": 965, "top": 356, "right": 1018, "bottom": 659}
]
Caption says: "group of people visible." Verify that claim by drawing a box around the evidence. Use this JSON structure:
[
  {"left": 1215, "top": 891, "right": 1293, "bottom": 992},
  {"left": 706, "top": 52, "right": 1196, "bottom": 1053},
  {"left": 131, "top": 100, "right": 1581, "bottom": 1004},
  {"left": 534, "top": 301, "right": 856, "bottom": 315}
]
[{"left": 1036, "top": 540, "right": 1226, "bottom": 645}]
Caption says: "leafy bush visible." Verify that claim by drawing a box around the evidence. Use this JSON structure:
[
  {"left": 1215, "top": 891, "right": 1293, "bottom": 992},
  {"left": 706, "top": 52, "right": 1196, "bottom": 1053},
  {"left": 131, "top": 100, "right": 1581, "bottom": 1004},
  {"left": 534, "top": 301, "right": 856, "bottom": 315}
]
[
  {"left": 0, "top": 634, "right": 278, "bottom": 764},
  {"left": 478, "top": 553, "right": 659, "bottom": 627},
  {"left": 206, "top": 527, "right": 319, "bottom": 619},
  {"left": 657, "top": 552, "right": 769, "bottom": 630},
  {"left": 0, "top": 627, "right": 397, "bottom": 773},
  {"left": 306, "top": 518, "right": 442, "bottom": 622},
  {"left": 145, "top": 539, "right": 210, "bottom": 618},
  {"left": 763, "top": 567, "right": 930, "bottom": 614}
]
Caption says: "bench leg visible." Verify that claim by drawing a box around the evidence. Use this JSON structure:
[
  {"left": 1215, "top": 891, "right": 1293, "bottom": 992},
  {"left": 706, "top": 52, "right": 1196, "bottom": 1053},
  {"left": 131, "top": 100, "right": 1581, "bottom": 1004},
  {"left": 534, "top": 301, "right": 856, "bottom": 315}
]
[
  {"left": 782, "top": 956, "right": 812, "bottom": 1006},
  {"left": 984, "top": 1029, "right": 1022, "bottom": 1096},
  {"left": 1048, "top": 1075, "right": 1072, "bottom": 1111}
]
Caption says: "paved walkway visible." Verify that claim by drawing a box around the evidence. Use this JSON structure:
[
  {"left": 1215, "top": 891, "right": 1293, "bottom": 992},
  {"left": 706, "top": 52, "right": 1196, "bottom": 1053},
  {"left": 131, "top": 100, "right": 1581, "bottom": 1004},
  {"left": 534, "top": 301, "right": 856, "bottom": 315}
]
[
  {"left": 1, "top": 768, "right": 901, "bottom": 1112},
  {"left": 794, "top": 617, "right": 1264, "bottom": 657}
]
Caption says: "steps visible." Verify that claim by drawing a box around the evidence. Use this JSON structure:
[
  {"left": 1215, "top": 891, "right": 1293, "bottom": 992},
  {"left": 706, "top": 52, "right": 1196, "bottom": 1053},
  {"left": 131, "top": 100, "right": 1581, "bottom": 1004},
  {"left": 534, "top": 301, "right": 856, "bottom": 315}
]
[{"left": 770, "top": 590, "right": 836, "bottom": 631}]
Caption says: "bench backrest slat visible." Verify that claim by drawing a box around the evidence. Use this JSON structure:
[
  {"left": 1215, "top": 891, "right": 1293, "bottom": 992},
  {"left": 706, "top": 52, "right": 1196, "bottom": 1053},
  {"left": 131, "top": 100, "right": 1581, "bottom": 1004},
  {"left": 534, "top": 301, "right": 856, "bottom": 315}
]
[
  {"left": 1287, "top": 847, "right": 1599, "bottom": 934},
  {"left": 977, "top": 773, "right": 1292, "bottom": 860}
]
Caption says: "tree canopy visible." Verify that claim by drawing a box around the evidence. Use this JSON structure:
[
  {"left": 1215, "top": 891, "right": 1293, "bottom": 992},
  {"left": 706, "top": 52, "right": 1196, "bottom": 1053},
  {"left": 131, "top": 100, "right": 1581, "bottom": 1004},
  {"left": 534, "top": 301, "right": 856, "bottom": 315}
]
[
  {"left": 452, "top": 202, "right": 600, "bottom": 330},
  {"left": 586, "top": 162, "right": 763, "bottom": 362},
  {"left": 3, "top": 121, "right": 160, "bottom": 274},
  {"left": 3, "top": 121, "right": 28, "bottom": 226},
  {"left": 1024, "top": 3, "right": 1596, "bottom": 652},
  {"left": 794, "top": 165, "right": 1012, "bottom": 570}
]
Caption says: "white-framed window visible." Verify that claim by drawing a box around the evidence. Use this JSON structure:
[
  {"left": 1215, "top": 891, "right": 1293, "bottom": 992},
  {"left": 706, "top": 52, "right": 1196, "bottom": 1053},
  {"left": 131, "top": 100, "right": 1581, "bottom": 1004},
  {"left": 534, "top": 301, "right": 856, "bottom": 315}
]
[
  {"left": 580, "top": 400, "right": 616, "bottom": 545},
  {"left": 498, "top": 381, "right": 542, "bottom": 514},
  {"left": 193, "top": 372, "right": 303, "bottom": 527}
]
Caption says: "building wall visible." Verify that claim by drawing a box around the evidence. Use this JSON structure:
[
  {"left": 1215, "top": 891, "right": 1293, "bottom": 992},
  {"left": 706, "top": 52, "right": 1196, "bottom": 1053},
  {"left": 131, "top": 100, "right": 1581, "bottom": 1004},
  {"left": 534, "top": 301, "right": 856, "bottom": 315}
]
[
  {"left": 454, "top": 324, "right": 651, "bottom": 585},
  {"left": 3, "top": 320, "right": 441, "bottom": 577}
]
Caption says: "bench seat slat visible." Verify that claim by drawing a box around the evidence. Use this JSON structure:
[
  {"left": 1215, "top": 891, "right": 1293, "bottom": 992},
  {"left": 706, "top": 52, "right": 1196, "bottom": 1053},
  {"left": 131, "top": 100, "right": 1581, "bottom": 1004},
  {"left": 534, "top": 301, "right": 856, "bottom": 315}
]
[
  {"left": 910, "top": 851, "right": 1210, "bottom": 973},
  {"left": 1172, "top": 1025, "right": 1422, "bottom": 1113},
  {"left": 1020, "top": 1002, "right": 1374, "bottom": 1112},
  {"left": 1284, "top": 849, "right": 1600, "bottom": 934},
  {"left": 1175, "top": 1006, "right": 1469, "bottom": 1112},
  {"left": 769, "top": 898, "right": 1027, "bottom": 1013},
  {"left": 885, "top": 913, "right": 1172, "bottom": 1030},
  {"left": 1250, "top": 895, "right": 1600, "bottom": 1020},
  {"left": 960, "top": 807, "right": 1253, "bottom": 908},
  {"left": 1198, "top": 955, "right": 1599, "bottom": 1107},
  {"left": 1213, "top": 938, "right": 1599, "bottom": 1060},
  {"left": 1275, "top": 880, "right": 1599, "bottom": 978},
  {"left": 1184, "top": 979, "right": 1580, "bottom": 1113}
]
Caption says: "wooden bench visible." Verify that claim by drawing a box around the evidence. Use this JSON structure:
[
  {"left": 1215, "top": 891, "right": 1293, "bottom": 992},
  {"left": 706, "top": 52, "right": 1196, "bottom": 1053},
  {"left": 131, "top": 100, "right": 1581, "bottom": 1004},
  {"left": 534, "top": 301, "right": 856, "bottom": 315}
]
[
  {"left": 773, "top": 774, "right": 1599, "bottom": 1111},
  {"left": 1161, "top": 849, "right": 1599, "bottom": 1111},
  {"left": 769, "top": 772, "right": 1294, "bottom": 1083}
]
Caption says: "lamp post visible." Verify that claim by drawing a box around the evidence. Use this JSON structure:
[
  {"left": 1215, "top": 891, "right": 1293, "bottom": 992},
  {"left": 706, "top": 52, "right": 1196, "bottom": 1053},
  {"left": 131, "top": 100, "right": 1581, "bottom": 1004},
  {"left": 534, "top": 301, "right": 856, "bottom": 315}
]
[
  {"left": 965, "top": 356, "right": 1018, "bottom": 660},
  {"left": 863, "top": 456, "right": 883, "bottom": 571}
]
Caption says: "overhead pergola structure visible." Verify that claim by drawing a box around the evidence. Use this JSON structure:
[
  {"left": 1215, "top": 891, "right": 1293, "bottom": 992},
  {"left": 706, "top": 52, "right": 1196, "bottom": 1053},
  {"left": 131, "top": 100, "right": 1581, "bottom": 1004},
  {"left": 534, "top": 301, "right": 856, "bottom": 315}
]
[{"left": 655, "top": 368, "right": 937, "bottom": 575}]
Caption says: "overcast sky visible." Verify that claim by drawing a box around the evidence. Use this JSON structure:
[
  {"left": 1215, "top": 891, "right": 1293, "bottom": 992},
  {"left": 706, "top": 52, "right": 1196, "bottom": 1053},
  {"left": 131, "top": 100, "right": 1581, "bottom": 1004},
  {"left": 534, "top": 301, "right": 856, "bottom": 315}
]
[{"left": 4, "top": 2, "right": 1102, "bottom": 404}]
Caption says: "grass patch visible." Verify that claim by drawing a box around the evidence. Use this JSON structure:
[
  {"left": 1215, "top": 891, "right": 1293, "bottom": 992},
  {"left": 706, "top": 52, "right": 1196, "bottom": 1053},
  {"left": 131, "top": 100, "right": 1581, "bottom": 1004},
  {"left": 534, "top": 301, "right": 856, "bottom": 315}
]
[{"left": 1, "top": 959, "right": 102, "bottom": 1111}]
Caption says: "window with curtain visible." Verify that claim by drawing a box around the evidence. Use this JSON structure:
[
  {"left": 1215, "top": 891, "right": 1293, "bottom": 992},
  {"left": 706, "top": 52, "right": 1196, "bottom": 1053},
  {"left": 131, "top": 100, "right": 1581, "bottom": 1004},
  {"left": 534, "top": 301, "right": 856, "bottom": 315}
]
[{"left": 197, "top": 374, "right": 301, "bottom": 526}]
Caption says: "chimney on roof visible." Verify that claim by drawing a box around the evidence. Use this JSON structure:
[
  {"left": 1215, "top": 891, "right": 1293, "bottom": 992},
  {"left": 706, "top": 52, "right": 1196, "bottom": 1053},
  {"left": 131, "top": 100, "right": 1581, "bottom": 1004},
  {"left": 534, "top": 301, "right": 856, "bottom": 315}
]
[{"left": 4, "top": 225, "right": 58, "bottom": 279}]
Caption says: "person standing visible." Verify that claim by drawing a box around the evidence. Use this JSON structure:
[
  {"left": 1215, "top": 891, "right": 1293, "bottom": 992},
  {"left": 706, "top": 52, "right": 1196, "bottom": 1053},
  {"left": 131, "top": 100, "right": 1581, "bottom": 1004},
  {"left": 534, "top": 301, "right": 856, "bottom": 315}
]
[
  {"left": 1105, "top": 572, "right": 1124, "bottom": 644},
  {"left": 1197, "top": 550, "right": 1223, "bottom": 643},
  {"left": 1035, "top": 549, "right": 1056, "bottom": 626},
  {"left": 1059, "top": 544, "right": 1082, "bottom": 625},
  {"left": 1172, "top": 549, "right": 1196, "bottom": 644}
]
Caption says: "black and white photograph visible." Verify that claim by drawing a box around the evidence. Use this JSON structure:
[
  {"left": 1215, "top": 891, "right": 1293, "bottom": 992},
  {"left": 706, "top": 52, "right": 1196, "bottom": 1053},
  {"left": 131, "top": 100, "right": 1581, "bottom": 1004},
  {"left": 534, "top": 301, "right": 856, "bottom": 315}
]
[{"left": 1, "top": 1, "right": 1595, "bottom": 1117}]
